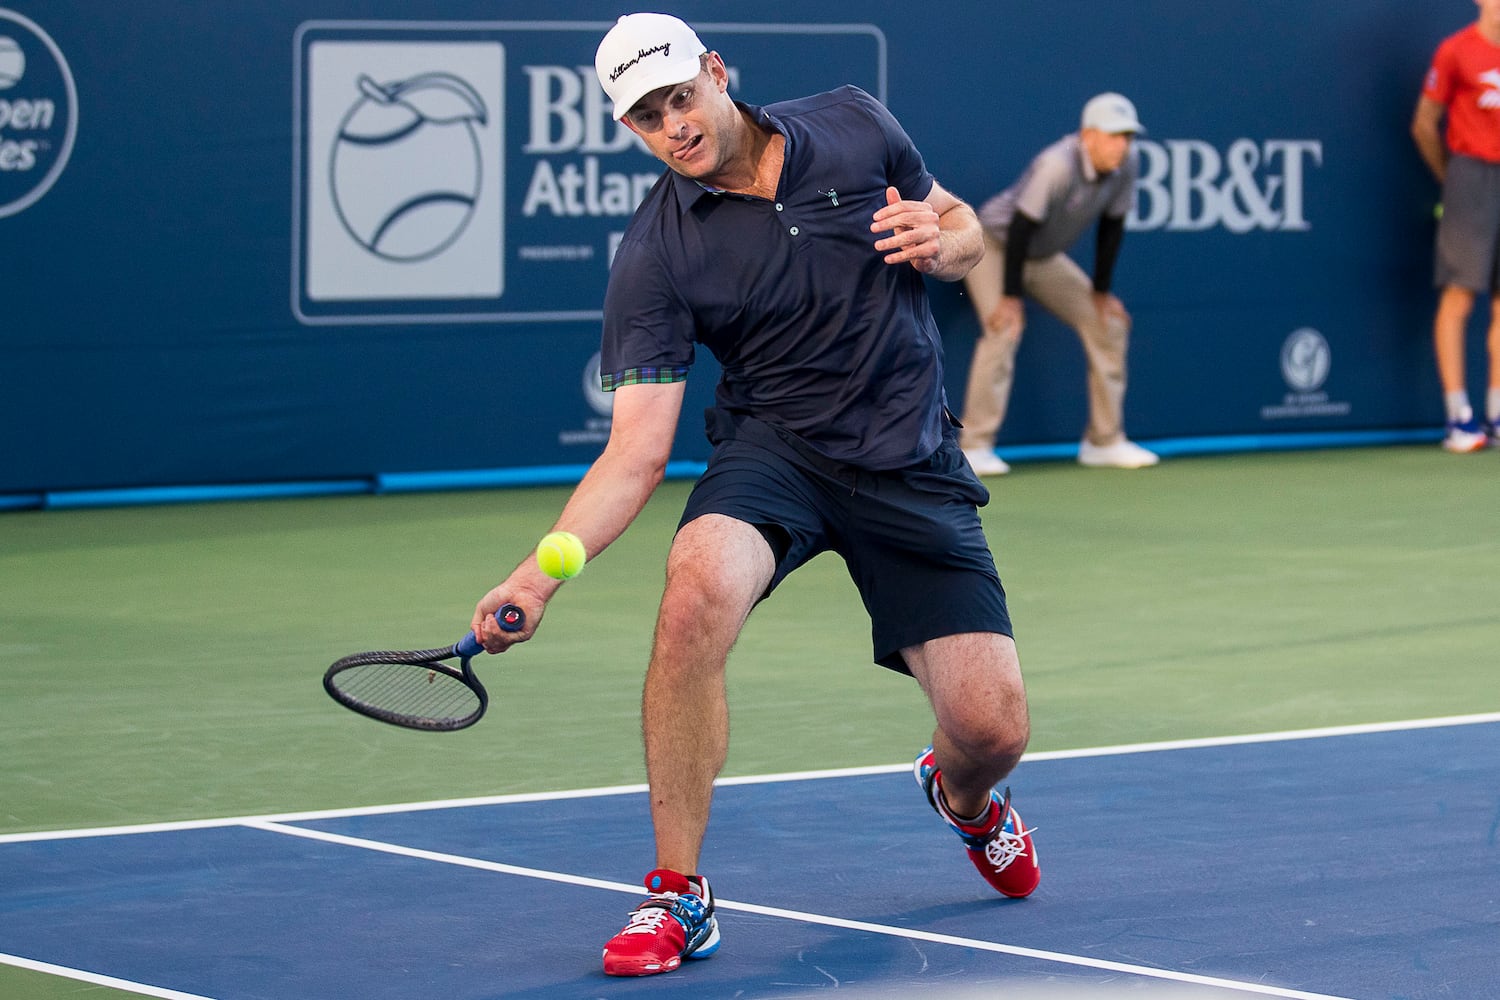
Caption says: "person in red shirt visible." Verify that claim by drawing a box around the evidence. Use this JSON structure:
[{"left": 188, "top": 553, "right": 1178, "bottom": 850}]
[{"left": 1412, "top": 0, "right": 1500, "bottom": 452}]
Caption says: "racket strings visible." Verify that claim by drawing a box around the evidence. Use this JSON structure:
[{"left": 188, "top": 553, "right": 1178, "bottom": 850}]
[{"left": 327, "top": 657, "right": 482, "bottom": 728}]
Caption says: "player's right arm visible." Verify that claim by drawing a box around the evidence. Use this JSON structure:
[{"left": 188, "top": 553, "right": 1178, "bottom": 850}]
[
  {"left": 1411, "top": 95, "right": 1448, "bottom": 184},
  {"left": 550, "top": 379, "right": 685, "bottom": 557},
  {"left": 471, "top": 379, "right": 686, "bottom": 649}
]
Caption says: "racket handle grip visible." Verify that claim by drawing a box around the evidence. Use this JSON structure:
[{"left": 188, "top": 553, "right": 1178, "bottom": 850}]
[{"left": 455, "top": 603, "right": 526, "bottom": 657}]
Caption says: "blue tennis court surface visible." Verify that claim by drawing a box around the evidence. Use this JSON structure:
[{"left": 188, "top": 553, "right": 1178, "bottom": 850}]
[{"left": 2, "top": 716, "right": 1496, "bottom": 999}]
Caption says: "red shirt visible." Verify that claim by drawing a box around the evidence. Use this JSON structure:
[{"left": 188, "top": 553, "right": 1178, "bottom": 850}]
[{"left": 1425, "top": 24, "right": 1500, "bottom": 163}]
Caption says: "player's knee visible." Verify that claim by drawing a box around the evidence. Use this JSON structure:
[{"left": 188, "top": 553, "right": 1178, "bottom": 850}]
[
  {"left": 985, "top": 717, "right": 1031, "bottom": 765},
  {"left": 948, "top": 702, "right": 1030, "bottom": 767},
  {"left": 658, "top": 558, "right": 752, "bottom": 640},
  {"left": 656, "top": 579, "right": 718, "bottom": 636},
  {"left": 953, "top": 729, "right": 1029, "bottom": 776}
]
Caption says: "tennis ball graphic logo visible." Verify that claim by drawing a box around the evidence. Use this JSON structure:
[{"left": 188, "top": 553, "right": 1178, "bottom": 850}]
[
  {"left": 583, "top": 352, "right": 615, "bottom": 417},
  {"left": 331, "top": 72, "right": 488, "bottom": 262},
  {"left": 1280, "top": 328, "right": 1330, "bottom": 393},
  {"left": 0, "top": 36, "right": 24, "bottom": 89}
]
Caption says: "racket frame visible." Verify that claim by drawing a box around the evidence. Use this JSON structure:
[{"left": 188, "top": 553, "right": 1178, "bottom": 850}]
[{"left": 322, "top": 604, "right": 524, "bottom": 732}]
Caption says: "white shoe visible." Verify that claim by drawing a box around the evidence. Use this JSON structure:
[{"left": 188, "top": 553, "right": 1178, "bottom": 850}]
[
  {"left": 1443, "top": 419, "right": 1487, "bottom": 454},
  {"left": 962, "top": 447, "right": 1011, "bottom": 476},
  {"left": 1078, "top": 438, "right": 1159, "bottom": 469}
]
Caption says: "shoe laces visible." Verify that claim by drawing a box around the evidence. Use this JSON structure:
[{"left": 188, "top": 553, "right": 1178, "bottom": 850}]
[
  {"left": 973, "top": 791, "right": 1037, "bottom": 871},
  {"left": 619, "top": 898, "right": 678, "bottom": 936},
  {"left": 983, "top": 820, "right": 1032, "bottom": 871},
  {"left": 621, "top": 887, "right": 712, "bottom": 937}
]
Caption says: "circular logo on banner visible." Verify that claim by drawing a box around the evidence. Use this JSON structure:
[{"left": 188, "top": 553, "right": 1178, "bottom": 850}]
[
  {"left": 0, "top": 8, "right": 77, "bottom": 218},
  {"left": 329, "top": 72, "right": 487, "bottom": 262},
  {"left": 583, "top": 352, "right": 614, "bottom": 417},
  {"left": 1280, "top": 327, "right": 1330, "bottom": 392}
]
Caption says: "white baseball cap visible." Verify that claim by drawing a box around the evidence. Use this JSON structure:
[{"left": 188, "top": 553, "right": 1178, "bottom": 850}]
[
  {"left": 595, "top": 13, "right": 708, "bottom": 121},
  {"left": 1080, "top": 92, "right": 1145, "bottom": 135}
]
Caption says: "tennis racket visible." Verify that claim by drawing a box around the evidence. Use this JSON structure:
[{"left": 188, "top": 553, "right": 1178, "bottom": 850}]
[{"left": 323, "top": 604, "right": 525, "bottom": 732}]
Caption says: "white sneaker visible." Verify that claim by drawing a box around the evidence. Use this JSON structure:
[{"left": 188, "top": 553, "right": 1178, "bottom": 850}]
[
  {"left": 1078, "top": 438, "right": 1159, "bottom": 469},
  {"left": 962, "top": 447, "right": 1011, "bottom": 476},
  {"left": 1443, "top": 419, "right": 1487, "bottom": 454}
]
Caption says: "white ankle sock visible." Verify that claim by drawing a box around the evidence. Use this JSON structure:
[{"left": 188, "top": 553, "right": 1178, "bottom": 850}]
[{"left": 1444, "top": 391, "right": 1472, "bottom": 424}]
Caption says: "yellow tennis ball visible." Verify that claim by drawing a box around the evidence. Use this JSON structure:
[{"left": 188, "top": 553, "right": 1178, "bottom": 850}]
[{"left": 536, "top": 531, "right": 587, "bottom": 580}]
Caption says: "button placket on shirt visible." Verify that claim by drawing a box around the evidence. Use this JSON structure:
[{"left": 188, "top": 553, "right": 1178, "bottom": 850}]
[{"left": 774, "top": 201, "right": 803, "bottom": 238}]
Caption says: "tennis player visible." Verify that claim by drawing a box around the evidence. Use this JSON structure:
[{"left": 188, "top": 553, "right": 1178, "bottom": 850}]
[{"left": 470, "top": 13, "right": 1040, "bottom": 976}]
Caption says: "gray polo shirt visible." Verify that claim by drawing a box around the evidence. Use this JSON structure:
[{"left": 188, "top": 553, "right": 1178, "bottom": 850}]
[{"left": 976, "top": 133, "right": 1137, "bottom": 257}]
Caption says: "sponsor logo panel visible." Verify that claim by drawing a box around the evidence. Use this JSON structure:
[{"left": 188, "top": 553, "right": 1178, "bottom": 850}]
[
  {"left": 292, "top": 20, "right": 885, "bottom": 327},
  {"left": 0, "top": 7, "right": 77, "bottom": 219},
  {"left": 303, "top": 40, "right": 504, "bottom": 304},
  {"left": 1261, "top": 327, "right": 1350, "bottom": 420},
  {"left": 1129, "top": 138, "right": 1322, "bottom": 233}
]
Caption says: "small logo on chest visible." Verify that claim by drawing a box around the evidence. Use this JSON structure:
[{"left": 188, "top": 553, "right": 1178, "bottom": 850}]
[
  {"left": 819, "top": 188, "right": 840, "bottom": 207},
  {"left": 1481, "top": 69, "right": 1500, "bottom": 109}
]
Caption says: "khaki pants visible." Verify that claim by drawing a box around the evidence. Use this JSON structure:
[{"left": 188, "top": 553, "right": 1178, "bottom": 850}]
[{"left": 958, "top": 233, "right": 1131, "bottom": 450}]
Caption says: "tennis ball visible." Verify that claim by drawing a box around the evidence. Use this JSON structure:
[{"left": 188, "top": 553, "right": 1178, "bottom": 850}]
[
  {"left": 1434, "top": 202, "right": 1444, "bottom": 221},
  {"left": 536, "top": 531, "right": 587, "bottom": 580}
]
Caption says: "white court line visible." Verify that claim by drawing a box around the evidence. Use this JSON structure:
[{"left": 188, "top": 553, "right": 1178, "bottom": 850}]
[
  {"left": 243, "top": 819, "right": 1350, "bottom": 999},
  {"left": 2, "top": 710, "right": 1496, "bottom": 845},
  {"left": 0, "top": 952, "right": 216, "bottom": 1000}
]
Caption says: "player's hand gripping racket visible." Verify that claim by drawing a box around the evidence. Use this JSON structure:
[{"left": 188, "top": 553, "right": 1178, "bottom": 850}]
[{"left": 323, "top": 604, "right": 525, "bottom": 731}]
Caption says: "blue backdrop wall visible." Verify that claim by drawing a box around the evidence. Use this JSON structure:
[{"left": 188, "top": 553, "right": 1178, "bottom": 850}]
[{"left": 0, "top": 1, "right": 1473, "bottom": 501}]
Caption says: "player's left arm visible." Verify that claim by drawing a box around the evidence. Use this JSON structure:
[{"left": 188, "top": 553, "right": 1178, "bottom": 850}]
[{"left": 871, "top": 181, "right": 982, "bottom": 280}]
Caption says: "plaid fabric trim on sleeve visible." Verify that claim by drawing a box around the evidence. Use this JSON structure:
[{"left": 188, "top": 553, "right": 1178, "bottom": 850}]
[{"left": 601, "top": 366, "right": 690, "bottom": 391}]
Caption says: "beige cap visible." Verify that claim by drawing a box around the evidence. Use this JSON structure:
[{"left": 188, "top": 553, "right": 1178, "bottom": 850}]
[{"left": 1081, "top": 92, "right": 1144, "bottom": 134}]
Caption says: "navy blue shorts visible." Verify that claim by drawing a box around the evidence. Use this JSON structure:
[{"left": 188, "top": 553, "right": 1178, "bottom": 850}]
[{"left": 679, "top": 412, "right": 1012, "bottom": 674}]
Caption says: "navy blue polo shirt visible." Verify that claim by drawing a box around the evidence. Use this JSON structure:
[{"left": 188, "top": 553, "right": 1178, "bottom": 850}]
[{"left": 599, "top": 85, "right": 951, "bottom": 471}]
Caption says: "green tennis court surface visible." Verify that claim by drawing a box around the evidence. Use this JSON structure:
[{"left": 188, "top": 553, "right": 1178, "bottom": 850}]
[{"left": 2, "top": 446, "right": 1496, "bottom": 998}]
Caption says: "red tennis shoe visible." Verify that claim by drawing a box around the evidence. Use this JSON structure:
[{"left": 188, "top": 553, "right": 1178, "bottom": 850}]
[
  {"left": 601, "top": 868, "right": 721, "bottom": 976},
  {"left": 914, "top": 745, "right": 1040, "bottom": 898}
]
